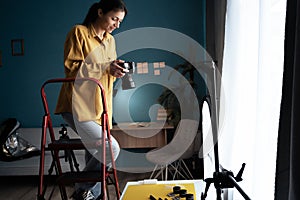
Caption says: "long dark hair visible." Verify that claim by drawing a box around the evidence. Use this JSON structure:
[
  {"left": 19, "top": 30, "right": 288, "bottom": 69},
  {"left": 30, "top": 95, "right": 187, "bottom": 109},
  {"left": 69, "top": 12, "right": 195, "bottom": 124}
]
[{"left": 82, "top": 0, "right": 127, "bottom": 26}]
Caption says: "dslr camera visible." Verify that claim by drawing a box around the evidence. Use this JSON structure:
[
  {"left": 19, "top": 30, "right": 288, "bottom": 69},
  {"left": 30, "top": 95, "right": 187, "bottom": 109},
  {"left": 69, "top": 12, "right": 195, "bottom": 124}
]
[
  {"left": 118, "top": 61, "right": 136, "bottom": 89},
  {"left": 119, "top": 61, "right": 135, "bottom": 74}
]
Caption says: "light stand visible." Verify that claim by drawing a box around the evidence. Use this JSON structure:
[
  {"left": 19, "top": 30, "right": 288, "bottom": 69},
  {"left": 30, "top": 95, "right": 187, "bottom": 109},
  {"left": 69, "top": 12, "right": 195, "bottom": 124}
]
[{"left": 200, "top": 62, "right": 251, "bottom": 200}]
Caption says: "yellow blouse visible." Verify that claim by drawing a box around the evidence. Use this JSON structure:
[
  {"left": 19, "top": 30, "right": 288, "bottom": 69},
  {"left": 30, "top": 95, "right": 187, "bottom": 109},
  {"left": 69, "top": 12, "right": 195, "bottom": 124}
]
[{"left": 55, "top": 24, "right": 117, "bottom": 128}]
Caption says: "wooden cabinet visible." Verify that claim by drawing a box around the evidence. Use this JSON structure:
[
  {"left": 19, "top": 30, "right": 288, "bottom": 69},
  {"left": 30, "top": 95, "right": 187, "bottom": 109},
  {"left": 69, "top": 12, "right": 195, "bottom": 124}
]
[{"left": 111, "top": 122, "right": 173, "bottom": 149}]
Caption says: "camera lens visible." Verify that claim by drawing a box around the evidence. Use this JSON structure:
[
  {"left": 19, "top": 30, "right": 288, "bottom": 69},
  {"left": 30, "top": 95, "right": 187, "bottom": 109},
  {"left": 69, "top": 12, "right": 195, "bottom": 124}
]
[
  {"left": 185, "top": 193, "right": 194, "bottom": 200},
  {"left": 119, "top": 61, "right": 136, "bottom": 90},
  {"left": 119, "top": 62, "right": 135, "bottom": 72},
  {"left": 173, "top": 186, "right": 181, "bottom": 194}
]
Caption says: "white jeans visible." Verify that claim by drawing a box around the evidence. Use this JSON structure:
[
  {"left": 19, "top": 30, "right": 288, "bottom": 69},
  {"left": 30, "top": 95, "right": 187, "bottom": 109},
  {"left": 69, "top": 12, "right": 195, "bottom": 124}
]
[{"left": 62, "top": 112, "right": 120, "bottom": 197}]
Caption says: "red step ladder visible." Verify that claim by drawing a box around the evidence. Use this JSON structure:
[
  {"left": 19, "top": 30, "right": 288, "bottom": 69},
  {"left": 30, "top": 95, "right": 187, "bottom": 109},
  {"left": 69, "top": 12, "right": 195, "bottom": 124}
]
[{"left": 37, "top": 77, "right": 120, "bottom": 200}]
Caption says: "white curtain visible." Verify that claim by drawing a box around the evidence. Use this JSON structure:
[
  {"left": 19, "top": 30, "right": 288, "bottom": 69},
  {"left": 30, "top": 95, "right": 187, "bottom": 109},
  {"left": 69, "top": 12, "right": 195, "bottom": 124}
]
[{"left": 214, "top": 0, "right": 287, "bottom": 199}]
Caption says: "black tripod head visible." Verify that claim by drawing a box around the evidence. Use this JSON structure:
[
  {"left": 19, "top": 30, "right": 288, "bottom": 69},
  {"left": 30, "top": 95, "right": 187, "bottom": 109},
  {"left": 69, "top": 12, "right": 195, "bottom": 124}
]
[{"left": 59, "top": 124, "right": 69, "bottom": 139}]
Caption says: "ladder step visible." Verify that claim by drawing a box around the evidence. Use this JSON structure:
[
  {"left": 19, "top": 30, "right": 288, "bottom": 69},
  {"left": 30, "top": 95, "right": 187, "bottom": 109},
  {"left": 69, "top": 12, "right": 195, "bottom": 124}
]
[
  {"left": 57, "top": 171, "right": 104, "bottom": 185},
  {"left": 48, "top": 138, "right": 99, "bottom": 150}
]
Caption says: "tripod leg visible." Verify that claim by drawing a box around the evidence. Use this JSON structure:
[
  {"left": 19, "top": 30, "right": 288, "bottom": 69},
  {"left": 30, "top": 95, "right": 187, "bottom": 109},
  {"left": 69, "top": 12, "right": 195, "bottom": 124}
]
[
  {"left": 65, "top": 150, "right": 75, "bottom": 172},
  {"left": 216, "top": 187, "right": 222, "bottom": 200},
  {"left": 70, "top": 150, "right": 81, "bottom": 172},
  {"left": 227, "top": 175, "right": 251, "bottom": 200}
]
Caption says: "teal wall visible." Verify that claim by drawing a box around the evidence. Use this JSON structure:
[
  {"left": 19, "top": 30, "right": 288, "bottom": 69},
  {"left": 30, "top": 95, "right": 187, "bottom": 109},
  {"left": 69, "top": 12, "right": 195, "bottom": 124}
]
[{"left": 0, "top": 0, "right": 206, "bottom": 127}]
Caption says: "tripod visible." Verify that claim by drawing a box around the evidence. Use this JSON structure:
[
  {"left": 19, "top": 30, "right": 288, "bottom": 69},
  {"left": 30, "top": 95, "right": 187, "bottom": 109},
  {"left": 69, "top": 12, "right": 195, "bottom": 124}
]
[
  {"left": 201, "top": 63, "right": 251, "bottom": 200},
  {"left": 47, "top": 124, "right": 80, "bottom": 174},
  {"left": 57, "top": 124, "right": 80, "bottom": 172},
  {"left": 201, "top": 152, "right": 251, "bottom": 200},
  {"left": 40, "top": 124, "right": 80, "bottom": 199}
]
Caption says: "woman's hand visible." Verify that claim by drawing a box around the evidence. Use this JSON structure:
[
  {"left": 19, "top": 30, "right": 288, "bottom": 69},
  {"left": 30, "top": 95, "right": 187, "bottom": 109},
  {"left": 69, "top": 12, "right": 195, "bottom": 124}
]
[{"left": 110, "top": 60, "right": 129, "bottom": 78}]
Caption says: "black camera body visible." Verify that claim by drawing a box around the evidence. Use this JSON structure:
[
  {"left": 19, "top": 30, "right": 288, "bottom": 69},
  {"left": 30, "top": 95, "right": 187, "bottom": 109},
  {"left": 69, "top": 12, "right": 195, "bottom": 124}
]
[
  {"left": 119, "top": 61, "right": 135, "bottom": 74},
  {"left": 119, "top": 61, "right": 136, "bottom": 89}
]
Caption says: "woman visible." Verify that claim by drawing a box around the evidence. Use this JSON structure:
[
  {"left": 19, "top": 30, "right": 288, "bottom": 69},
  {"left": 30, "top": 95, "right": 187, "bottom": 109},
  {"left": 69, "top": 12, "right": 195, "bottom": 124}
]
[{"left": 55, "top": 0, "right": 128, "bottom": 199}]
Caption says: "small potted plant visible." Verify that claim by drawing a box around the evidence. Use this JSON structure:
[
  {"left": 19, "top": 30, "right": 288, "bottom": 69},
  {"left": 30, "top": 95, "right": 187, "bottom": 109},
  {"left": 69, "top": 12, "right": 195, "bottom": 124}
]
[{"left": 157, "top": 61, "right": 198, "bottom": 127}]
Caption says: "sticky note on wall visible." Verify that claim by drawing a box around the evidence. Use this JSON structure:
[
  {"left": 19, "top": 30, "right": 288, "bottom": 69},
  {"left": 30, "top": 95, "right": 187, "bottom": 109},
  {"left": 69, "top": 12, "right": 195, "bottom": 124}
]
[
  {"left": 159, "top": 62, "right": 165, "bottom": 68},
  {"left": 137, "top": 62, "right": 149, "bottom": 74},
  {"left": 153, "top": 62, "right": 160, "bottom": 69},
  {"left": 154, "top": 69, "right": 160, "bottom": 75}
]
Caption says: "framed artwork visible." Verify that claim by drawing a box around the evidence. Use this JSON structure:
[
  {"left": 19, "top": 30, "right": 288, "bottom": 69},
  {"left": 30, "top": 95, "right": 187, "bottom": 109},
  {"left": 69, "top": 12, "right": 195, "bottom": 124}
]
[{"left": 11, "top": 39, "right": 24, "bottom": 56}]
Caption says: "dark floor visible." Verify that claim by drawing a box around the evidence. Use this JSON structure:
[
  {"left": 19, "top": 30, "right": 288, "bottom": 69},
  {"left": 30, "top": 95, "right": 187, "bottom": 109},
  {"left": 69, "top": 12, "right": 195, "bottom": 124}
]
[{"left": 0, "top": 171, "right": 151, "bottom": 200}]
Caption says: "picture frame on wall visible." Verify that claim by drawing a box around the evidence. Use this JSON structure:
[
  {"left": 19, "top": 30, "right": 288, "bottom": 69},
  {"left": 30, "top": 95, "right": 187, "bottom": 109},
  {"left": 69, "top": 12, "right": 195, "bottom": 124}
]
[{"left": 11, "top": 39, "right": 24, "bottom": 56}]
